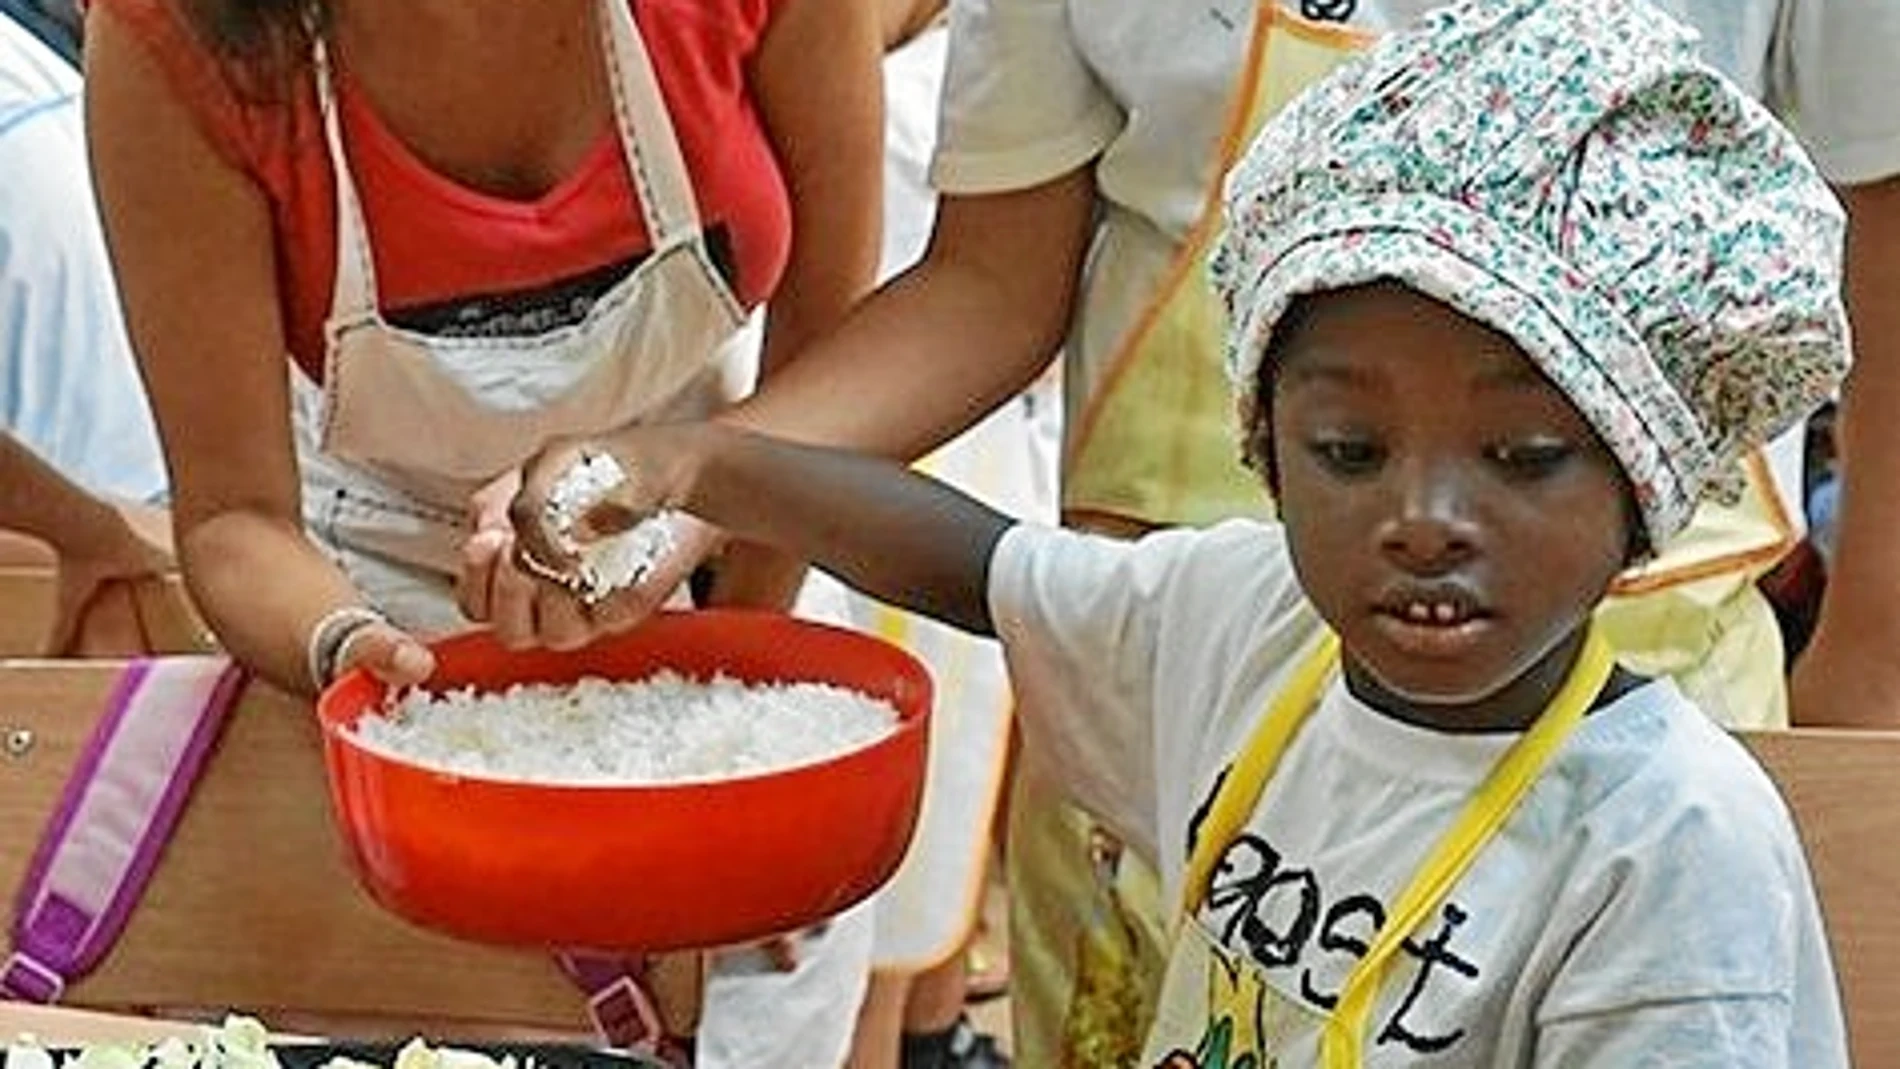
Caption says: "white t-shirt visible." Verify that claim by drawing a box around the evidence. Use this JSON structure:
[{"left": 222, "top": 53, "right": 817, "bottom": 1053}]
[
  {"left": 988, "top": 519, "right": 1848, "bottom": 1065},
  {"left": 932, "top": 0, "right": 1900, "bottom": 513},
  {"left": 0, "top": 14, "right": 166, "bottom": 503}
]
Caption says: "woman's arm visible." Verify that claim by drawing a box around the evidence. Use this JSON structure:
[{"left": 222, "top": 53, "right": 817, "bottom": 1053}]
[
  {"left": 720, "top": 168, "right": 1097, "bottom": 460},
  {"left": 698, "top": 0, "right": 887, "bottom": 611},
  {"left": 1791, "top": 176, "right": 1900, "bottom": 727},
  {"left": 503, "top": 166, "right": 1096, "bottom": 626},
  {"left": 750, "top": 0, "right": 884, "bottom": 377},
  {"left": 85, "top": 9, "right": 430, "bottom": 692}
]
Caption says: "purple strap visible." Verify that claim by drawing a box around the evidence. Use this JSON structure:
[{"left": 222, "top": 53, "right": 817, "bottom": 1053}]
[
  {"left": 556, "top": 952, "right": 691, "bottom": 1065},
  {"left": 3, "top": 657, "right": 247, "bottom": 1003}
]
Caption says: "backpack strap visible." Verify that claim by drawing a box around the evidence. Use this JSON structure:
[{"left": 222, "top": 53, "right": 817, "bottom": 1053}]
[{"left": 3, "top": 657, "right": 247, "bottom": 1002}]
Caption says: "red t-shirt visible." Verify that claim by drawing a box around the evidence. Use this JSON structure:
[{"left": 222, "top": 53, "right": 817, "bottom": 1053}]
[{"left": 95, "top": 0, "right": 790, "bottom": 379}]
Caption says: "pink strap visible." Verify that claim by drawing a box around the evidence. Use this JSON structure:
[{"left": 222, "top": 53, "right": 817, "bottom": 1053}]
[
  {"left": 556, "top": 952, "right": 691, "bottom": 1065},
  {"left": 3, "top": 657, "right": 248, "bottom": 1002}
]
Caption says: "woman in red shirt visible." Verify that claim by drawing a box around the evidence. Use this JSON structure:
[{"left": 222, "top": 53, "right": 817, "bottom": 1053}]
[
  {"left": 83, "top": 0, "right": 883, "bottom": 1061},
  {"left": 85, "top": 0, "right": 880, "bottom": 689}
]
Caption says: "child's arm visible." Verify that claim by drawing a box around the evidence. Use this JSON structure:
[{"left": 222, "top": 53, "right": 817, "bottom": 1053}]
[{"left": 510, "top": 424, "right": 1015, "bottom": 636}]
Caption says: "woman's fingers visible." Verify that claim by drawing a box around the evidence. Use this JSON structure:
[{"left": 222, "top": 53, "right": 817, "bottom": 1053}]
[
  {"left": 338, "top": 623, "right": 436, "bottom": 688},
  {"left": 456, "top": 528, "right": 509, "bottom": 622},
  {"left": 489, "top": 538, "right": 543, "bottom": 650},
  {"left": 534, "top": 585, "right": 596, "bottom": 651},
  {"left": 468, "top": 469, "right": 523, "bottom": 533}
]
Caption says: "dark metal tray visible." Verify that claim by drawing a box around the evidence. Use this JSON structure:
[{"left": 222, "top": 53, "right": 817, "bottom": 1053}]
[{"left": 2, "top": 1043, "right": 668, "bottom": 1069}]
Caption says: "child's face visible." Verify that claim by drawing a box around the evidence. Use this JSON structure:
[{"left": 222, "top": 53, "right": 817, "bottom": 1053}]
[{"left": 1267, "top": 283, "right": 1633, "bottom": 725}]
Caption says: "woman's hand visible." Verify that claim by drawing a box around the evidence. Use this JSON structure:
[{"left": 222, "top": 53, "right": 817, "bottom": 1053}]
[
  {"left": 45, "top": 499, "right": 175, "bottom": 656},
  {"left": 330, "top": 617, "right": 437, "bottom": 689}
]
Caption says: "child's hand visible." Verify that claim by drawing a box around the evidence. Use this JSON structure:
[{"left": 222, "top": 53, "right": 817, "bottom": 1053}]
[
  {"left": 497, "top": 428, "right": 718, "bottom": 635},
  {"left": 509, "top": 428, "right": 703, "bottom": 579}
]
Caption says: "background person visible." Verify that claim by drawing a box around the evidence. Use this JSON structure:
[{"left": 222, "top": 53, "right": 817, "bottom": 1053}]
[{"left": 1, "top": 7, "right": 172, "bottom": 655}]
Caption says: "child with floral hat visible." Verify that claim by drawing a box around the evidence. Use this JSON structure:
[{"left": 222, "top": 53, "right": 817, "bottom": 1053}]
[{"left": 508, "top": 0, "right": 1849, "bottom": 1062}]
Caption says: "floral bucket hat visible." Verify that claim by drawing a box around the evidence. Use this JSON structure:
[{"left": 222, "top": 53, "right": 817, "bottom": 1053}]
[{"left": 1210, "top": 0, "right": 1849, "bottom": 548}]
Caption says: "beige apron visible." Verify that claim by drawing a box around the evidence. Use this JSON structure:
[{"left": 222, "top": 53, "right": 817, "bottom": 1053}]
[
  {"left": 1143, "top": 630, "right": 1613, "bottom": 1068},
  {"left": 286, "top": 1, "right": 767, "bottom": 1056},
  {"left": 1061, "top": 6, "right": 1373, "bottom": 532},
  {"left": 292, "top": 0, "right": 745, "bottom": 630}
]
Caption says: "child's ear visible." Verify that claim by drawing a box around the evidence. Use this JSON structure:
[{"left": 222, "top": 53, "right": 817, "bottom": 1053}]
[
  {"left": 1236, "top": 390, "right": 1281, "bottom": 498},
  {"left": 1621, "top": 493, "right": 1652, "bottom": 567}
]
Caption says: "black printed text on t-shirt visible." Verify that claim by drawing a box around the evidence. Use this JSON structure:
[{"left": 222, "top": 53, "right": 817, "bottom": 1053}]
[{"left": 1198, "top": 830, "right": 1482, "bottom": 1055}]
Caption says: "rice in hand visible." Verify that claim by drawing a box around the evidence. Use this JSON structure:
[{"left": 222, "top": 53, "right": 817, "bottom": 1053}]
[{"left": 351, "top": 672, "right": 900, "bottom": 783}]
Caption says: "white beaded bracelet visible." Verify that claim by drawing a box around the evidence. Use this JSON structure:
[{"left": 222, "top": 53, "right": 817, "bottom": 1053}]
[{"left": 306, "top": 605, "right": 388, "bottom": 690}]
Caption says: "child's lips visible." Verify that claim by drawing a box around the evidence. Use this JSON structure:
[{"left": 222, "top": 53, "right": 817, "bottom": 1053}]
[
  {"left": 1372, "top": 610, "right": 1495, "bottom": 660},
  {"left": 1369, "top": 586, "right": 1494, "bottom": 658}
]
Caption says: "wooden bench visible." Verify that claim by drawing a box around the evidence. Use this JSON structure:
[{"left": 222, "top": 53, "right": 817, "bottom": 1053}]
[
  {"left": 1740, "top": 730, "right": 1900, "bottom": 1065},
  {"left": 0, "top": 531, "right": 211, "bottom": 658}
]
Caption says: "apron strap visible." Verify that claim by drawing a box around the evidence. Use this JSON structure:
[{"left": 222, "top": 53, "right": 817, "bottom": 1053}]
[
  {"left": 4, "top": 657, "right": 248, "bottom": 1002},
  {"left": 1321, "top": 630, "right": 1613, "bottom": 1068},
  {"left": 596, "top": 0, "right": 704, "bottom": 248},
  {"left": 1176, "top": 629, "right": 1614, "bottom": 1069},
  {"left": 1176, "top": 630, "right": 1339, "bottom": 919},
  {"left": 311, "top": 34, "right": 380, "bottom": 324}
]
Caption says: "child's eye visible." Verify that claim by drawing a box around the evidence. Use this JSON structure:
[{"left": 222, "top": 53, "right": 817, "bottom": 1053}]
[
  {"left": 1307, "top": 436, "right": 1385, "bottom": 476},
  {"left": 1486, "top": 440, "right": 1576, "bottom": 479}
]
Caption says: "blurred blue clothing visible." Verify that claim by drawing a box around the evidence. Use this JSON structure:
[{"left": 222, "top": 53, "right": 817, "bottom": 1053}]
[
  {"left": 1808, "top": 475, "right": 1840, "bottom": 569},
  {"left": 0, "top": 0, "right": 79, "bottom": 67},
  {"left": 1, "top": 12, "right": 168, "bottom": 503}
]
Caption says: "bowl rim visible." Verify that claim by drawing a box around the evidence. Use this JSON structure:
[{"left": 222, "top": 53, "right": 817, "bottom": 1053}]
[{"left": 315, "top": 609, "right": 933, "bottom": 793}]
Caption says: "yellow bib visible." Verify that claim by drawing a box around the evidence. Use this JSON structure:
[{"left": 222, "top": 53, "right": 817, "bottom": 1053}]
[{"left": 1164, "top": 629, "right": 1614, "bottom": 1067}]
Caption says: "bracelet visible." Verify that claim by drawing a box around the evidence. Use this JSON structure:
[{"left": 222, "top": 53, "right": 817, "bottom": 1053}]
[{"left": 306, "top": 605, "right": 388, "bottom": 690}]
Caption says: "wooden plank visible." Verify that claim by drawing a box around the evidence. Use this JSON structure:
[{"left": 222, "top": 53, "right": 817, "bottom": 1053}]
[
  {"left": 0, "top": 1003, "right": 216, "bottom": 1044},
  {"left": 1739, "top": 729, "right": 1900, "bottom": 1068},
  {"left": 0, "top": 566, "right": 56, "bottom": 657},
  {"left": 0, "top": 663, "right": 590, "bottom": 1036}
]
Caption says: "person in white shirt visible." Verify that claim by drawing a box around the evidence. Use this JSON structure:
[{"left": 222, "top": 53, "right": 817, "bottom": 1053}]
[
  {"left": 504, "top": 1, "right": 1852, "bottom": 1064},
  {"left": 0, "top": 11, "right": 173, "bottom": 654},
  {"left": 0, "top": 10, "right": 165, "bottom": 506}
]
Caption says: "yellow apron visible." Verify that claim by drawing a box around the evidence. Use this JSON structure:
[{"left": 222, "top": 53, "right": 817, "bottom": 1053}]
[
  {"left": 1063, "top": 7, "right": 1373, "bottom": 532},
  {"left": 1145, "top": 630, "right": 1614, "bottom": 1068}
]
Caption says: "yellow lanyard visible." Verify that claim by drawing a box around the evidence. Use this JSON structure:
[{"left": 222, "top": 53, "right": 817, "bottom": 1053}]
[{"left": 1177, "top": 627, "right": 1615, "bottom": 1068}]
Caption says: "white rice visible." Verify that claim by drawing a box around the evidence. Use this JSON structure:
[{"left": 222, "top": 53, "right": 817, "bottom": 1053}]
[{"left": 350, "top": 672, "right": 901, "bottom": 783}]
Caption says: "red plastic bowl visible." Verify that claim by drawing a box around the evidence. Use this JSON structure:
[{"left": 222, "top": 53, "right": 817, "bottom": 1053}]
[{"left": 316, "top": 609, "right": 932, "bottom": 953}]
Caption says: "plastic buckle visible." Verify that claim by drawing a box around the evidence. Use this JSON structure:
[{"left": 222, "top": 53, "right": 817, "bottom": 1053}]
[
  {"left": 0, "top": 952, "right": 65, "bottom": 1003},
  {"left": 586, "top": 973, "right": 664, "bottom": 1053}
]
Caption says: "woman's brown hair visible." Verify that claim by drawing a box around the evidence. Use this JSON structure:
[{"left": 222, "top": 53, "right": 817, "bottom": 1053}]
[{"left": 179, "top": 0, "right": 329, "bottom": 98}]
